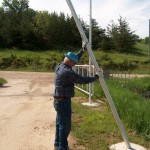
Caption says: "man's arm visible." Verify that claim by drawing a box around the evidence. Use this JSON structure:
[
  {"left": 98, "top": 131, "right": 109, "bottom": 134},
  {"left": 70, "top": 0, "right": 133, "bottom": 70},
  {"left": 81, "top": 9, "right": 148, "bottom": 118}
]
[
  {"left": 76, "top": 41, "right": 87, "bottom": 61},
  {"left": 68, "top": 70, "right": 98, "bottom": 84},
  {"left": 76, "top": 50, "right": 84, "bottom": 61}
]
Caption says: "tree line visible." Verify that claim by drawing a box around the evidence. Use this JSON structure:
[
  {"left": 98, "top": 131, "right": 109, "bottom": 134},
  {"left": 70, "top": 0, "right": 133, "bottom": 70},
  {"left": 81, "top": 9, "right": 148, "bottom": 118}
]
[{"left": 0, "top": 0, "right": 141, "bottom": 52}]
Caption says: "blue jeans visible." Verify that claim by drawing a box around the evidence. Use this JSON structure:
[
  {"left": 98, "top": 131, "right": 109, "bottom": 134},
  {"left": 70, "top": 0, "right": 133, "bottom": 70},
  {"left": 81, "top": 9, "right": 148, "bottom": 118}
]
[{"left": 54, "top": 97, "right": 72, "bottom": 150}]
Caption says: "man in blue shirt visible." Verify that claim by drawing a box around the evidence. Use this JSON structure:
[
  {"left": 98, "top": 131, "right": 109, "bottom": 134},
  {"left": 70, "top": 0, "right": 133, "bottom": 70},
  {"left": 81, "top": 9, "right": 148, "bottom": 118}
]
[{"left": 53, "top": 48, "right": 99, "bottom": 150}]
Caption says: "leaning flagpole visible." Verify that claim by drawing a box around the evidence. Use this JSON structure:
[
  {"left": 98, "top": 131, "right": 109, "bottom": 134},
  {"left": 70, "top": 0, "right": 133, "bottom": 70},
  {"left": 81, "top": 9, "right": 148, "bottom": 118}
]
[{"left": 65, "top": 0, "right": 132, "bottom": 149}]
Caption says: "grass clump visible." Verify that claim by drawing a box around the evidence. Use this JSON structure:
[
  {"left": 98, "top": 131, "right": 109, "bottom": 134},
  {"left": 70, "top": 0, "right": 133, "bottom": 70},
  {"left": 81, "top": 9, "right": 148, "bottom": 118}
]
[
  {"left": 106, "top": 79, "right": 150, "bottom": 135},
  {"left": 0, "top": 78, "right": 8, "bottom": 86},
  {"left": 72, "top": 100, "right": 120, "bottom": 150}
]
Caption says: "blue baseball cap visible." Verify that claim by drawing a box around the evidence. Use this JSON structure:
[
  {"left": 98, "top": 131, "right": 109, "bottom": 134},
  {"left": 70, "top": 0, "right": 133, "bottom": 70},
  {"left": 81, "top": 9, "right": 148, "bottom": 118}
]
[{"left": 65, "top": 52, "right": 79, "bottom": 64}]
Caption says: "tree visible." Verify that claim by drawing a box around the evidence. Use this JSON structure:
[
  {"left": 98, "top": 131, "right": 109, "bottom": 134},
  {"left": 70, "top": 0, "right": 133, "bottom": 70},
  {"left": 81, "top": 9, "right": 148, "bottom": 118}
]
[
  {"left": 89, "top": 19, "right": 106, "bottom": 49},
  {"left": 144, "top": 37, "right": 149, "bottom": 44},
  {"left": 1, "top": 0, "right": 37, "bottom": 49},
  {"left": 107, "top": 16, "right": 138, "bottom": 52},
  {"left": 65, "top": 15, "right": 81, "bottom": 48},
  {"left": 0, "top": 0, "right": 106, "bottom": 50},
  {"left": 0, "top": 7, "right": 6, "bottom": 47}
]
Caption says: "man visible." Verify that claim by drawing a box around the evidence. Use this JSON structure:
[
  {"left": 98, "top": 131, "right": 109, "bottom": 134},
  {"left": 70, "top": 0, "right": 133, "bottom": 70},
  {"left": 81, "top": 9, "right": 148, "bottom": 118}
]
[{"left": 53, "top": 46, "right": 99, "bottom": 150}]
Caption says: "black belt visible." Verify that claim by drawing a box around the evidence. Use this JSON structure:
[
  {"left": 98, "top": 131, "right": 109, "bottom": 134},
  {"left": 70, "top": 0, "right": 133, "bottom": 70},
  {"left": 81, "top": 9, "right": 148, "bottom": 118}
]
[{"left": 54, "top": 97, "right": 67, "bottom": 102}]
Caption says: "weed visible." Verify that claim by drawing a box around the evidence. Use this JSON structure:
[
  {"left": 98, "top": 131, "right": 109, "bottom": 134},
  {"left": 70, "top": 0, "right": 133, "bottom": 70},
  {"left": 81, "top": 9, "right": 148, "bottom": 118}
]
[{"left": 0, "top": 78, "right": 8, "bottom": 86}]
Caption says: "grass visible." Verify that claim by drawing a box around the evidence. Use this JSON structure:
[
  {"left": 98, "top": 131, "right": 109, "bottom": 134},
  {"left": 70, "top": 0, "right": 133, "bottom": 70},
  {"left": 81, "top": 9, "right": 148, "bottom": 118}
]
[
  {"left": 94, "top": 50, "right": 150, "bottom": 74},
  {"left": 134, "top": 42, "right": 149, "bottom": 56},
  {"left": 107, "top": 79, "right": 150, "bottom": 134},
  {"left": 72, "top": 100, "right": 121, "bottom": 150},
  {"left": 0, "top": 42, "right": 150, "bottom": 73},
  {"left": 124, "top": 77, "right": 150, "bottom": 94},
  {"left": 0, "top": 78, "right": 7, "bottom": 86},
  {"left": 0, "top": 49, "right": 64, "bottom": 72},
  {"left": 72, "top": 77, "right": 150, "bottom": 149}
]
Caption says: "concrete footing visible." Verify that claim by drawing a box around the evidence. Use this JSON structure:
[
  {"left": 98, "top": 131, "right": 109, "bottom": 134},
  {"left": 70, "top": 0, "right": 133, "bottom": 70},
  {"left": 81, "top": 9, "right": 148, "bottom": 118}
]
[
  {"left": 109, "top": 142, "right": 147, "bottom": 150},
  {"left": 82, "top": 102, "right": 99, "bottom": 107}
]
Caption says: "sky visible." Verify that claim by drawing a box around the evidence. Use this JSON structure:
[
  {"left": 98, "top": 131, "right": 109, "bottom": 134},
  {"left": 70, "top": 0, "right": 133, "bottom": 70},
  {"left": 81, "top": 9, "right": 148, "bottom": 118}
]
[{"left": 0, "top": 0, "right": 150, "bottom": 38}]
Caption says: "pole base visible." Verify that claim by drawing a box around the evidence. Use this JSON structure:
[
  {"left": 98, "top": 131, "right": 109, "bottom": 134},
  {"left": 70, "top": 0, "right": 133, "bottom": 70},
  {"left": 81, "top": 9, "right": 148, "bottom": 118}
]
[
  {"left": 109, "top": 142, "right": 147, "bottom": 150},
  {"left": 82, "top": 102, "right": 99, "bottom": 107}
]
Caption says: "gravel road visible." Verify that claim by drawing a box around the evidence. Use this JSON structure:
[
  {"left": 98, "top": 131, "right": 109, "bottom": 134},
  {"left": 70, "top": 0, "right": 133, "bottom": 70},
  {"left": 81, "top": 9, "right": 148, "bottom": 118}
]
[{"left": 0, "top": 71, "right": 82, "bottom": 150}]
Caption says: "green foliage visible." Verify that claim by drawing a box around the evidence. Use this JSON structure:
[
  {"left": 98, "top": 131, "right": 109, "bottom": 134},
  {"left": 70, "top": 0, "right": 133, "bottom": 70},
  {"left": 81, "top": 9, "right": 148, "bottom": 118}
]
[
  {"left": 11, "top": 57, "right": 27, "bottom": 68},
  {"left": 0, "top": 0, "right": 37, "bottom": 49},
  {"left": 0, "top": 53, "right": 16, "bottom": 68},
  {"left": 0, "top": 42, "right": 149, "bottom": 73},
  {"left": 0, "top": 0, "right": 83, "bottom": 50},
  {"left": 45, "top": 52, "right": 64, "bottom": 70},
  {"left": 0, "top": 77, "right": 7, "bottom": 86},
  {"left": 89, "top": 19, "right": 106, "bottom": 49},
  {"left": 106, "top": 79, "right": 150, "bottom": 134},
  {"left": 0, "top": 1, "right": 139, "bottom": 51},
  {"left": 107, "top": 16, "right": 139, "bottom": 52},
  {"left": 95, "top": 53, "right": 138, "bottom": 70},
  {"left": 72, "top": 101, "right": 119, "bottom": 150},
  {"left": 124, "top": 77, "right": 150, "bottom": 94},
  {"left": 73, "top": 78, "right": 150, "bottom": 149},
  {"left": 0, "top": 49, "right": 66, "bottom": 71},
  {"left": 143, "top": 37, "right": 149, "bottom": 44},
  {"left": 134, "top": 42, "right": 149, "bottom": 56}
]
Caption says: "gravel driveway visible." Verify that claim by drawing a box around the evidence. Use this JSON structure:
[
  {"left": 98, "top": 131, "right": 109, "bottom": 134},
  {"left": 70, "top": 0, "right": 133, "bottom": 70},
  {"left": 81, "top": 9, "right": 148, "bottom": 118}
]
[{"left": 0, "top": 71, "right": 57, "bottom": 150}]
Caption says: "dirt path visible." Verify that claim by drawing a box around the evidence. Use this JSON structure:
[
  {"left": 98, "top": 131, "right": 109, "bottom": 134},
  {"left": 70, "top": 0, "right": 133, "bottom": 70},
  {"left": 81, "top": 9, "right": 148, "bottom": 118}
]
[{"left": 0, "top": 71, "right": 82, "bottom": 150}]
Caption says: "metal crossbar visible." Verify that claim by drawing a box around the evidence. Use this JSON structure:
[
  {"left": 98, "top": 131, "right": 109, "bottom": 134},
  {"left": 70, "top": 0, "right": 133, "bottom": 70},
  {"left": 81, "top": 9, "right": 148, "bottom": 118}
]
[{"left": 74, "top": 65, "right": 95, "bottom": 96}]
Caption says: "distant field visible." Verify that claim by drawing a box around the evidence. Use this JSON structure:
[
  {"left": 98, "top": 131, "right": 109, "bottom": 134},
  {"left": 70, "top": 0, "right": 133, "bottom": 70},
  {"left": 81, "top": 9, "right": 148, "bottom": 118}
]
[{"left": 0, "top": 42, "right": 150, "bottom": 73}]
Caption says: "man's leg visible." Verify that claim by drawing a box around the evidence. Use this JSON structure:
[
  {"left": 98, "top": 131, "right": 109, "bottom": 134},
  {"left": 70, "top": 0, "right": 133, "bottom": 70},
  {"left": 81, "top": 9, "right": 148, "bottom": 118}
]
[
  {"left": 54, "top": 115, "right": 59, "bottom": 148},
  {"left": 59, "top": 98, "right": 71, "bottom": 150},
  {"left": 54, "top": 98, "right": 72, "bottom": 150}
]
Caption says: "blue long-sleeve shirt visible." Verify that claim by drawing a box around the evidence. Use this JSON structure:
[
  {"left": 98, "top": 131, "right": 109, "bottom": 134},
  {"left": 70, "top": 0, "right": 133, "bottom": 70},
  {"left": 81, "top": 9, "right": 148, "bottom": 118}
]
[{"left": 54, "top": 50, "right": 97, "bottom": 98}]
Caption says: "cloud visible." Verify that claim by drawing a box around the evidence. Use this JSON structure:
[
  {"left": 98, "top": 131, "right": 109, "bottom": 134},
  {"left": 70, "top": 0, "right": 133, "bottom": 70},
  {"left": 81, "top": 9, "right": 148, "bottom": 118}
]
[
  {"left": 91, "top": 0, "right": 150, "bottom": 38},
  {"left": 29, "top": 0, "right": 70, "bottom": 13}
]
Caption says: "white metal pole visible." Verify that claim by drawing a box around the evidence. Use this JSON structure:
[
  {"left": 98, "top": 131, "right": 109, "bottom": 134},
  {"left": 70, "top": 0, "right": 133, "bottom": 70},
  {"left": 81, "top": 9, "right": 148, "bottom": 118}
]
[
  {"left": 148, "top": 19, "right": 150, "bottom": 60},
  {"left": 89, "top": 0, "right": 92, "bottom": 104},
  {"left": 65, "top": 0, "right": 132, "bottom": 149}
]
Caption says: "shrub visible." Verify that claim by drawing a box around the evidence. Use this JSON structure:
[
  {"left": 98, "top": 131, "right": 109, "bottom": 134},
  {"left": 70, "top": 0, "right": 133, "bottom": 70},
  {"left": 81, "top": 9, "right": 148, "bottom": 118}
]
[
  {"left": 11, "top": 57, "right": 27, "bottom": 68},
  {"left": 0, "top": 53, "right": 17, "bottom": 69},
  {"left": 0, "top": 78, "right": 8, "bottom": 86},
  {"left": 29, "top": 54, "right": 43, "bottom": 70},
  {"left": 125, "top": 77, "right": 150, "bottom": 94},
  {"left": 106, "top": 79, "right": 150, "bottom": 136},
  {"left": 46, "top": 52, "right": 64, "bottom": 70},
  {"left": 101, "top": 54, "right": 111, "bottom": 61}
]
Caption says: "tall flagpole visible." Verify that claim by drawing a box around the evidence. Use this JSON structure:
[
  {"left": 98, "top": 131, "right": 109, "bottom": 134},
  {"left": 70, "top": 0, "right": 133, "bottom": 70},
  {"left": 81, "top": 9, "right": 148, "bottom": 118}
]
[
  {"left": 82, "top": 0, "right": 99, "bottom": 107},
  {"left": 89, "top": 0, "right": 92, "bottom": 104},
  {"left": 148, "top": 19, "right": 150, "bottom": 60}
]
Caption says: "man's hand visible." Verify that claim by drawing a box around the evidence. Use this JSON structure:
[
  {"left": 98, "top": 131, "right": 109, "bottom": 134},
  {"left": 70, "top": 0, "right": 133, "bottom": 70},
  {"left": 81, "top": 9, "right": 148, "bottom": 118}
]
[
  {"left": 95, "top": 74, "right": 99, "bottom": 80},
  {"left": 81, "top": 41, "right": 87, "bottom": 52}
]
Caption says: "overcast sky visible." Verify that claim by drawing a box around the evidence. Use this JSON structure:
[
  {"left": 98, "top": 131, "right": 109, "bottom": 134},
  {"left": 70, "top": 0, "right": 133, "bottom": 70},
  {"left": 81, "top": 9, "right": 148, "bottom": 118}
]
[{"left": 0, "top": 0, "right": 150, "bottom": 38}]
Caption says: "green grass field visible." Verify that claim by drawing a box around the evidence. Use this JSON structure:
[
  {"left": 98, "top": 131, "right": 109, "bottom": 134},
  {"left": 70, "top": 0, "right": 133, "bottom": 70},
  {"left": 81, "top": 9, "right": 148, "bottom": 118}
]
[
  {"left": 73, "top": 77, "right": 150, "bottom": 149},
  {"left": 0, "top": 42, "right": 150, "bottom": 73}
]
